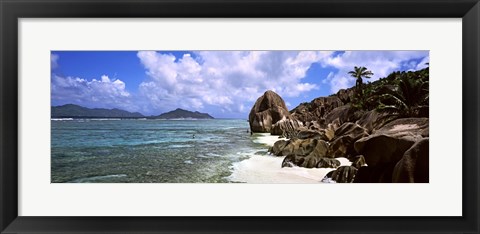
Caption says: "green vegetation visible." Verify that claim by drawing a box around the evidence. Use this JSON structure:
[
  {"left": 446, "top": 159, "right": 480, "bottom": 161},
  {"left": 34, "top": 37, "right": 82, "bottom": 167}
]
[{"left": 350, "top": 65, "right": 429, "bottom": 118}]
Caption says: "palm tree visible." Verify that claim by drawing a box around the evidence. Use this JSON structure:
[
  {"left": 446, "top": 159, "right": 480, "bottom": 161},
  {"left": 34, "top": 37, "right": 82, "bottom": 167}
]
[
  {"left": 348, "top": 66, "right": 374, "bottom": 96},
  {"left": 377, "top": 76, "right": 429, "bottom": 118}
]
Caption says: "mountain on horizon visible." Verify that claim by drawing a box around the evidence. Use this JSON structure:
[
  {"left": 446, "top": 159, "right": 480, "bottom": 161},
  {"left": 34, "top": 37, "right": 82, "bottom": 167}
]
[
  {"left": 51, "top": 104, "right": 215, "bottom": 119},
  {"left": 156, "top": 108, "right": 214, "bottom": 119},
  {"left": 51, "top": 104, "right": 144, "bottom": 118}
]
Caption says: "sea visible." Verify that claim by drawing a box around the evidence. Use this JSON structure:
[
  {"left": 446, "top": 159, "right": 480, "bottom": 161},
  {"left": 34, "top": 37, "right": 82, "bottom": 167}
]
[{"left": 51, "top": 119, "right": 345, "bottom": 183}]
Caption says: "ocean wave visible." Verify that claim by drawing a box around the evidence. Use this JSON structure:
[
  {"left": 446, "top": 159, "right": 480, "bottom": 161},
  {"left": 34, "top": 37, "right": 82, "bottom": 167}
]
[
  {"left": 251, "top": 133, "right": 286, "bottom": 147},
  {"left": 68, "top": 174, "right": 127, "bottom": 183},
  {"left": 168, "top": 144, "right": 194, "bottom": 148},
  {"left": 51, "top": 118, "right": 73, "bottom": 121}
]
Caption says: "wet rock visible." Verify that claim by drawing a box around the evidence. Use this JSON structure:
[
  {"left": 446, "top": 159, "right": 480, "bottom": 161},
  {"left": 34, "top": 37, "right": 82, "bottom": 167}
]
[{"left": 317, "top": 158, "right": 341, "bottom": 168}]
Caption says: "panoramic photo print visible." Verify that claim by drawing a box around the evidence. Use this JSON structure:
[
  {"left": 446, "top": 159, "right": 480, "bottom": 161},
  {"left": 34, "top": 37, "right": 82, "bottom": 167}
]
[{"left": 51, "top": 51, "right": 429, "bottom": 183}]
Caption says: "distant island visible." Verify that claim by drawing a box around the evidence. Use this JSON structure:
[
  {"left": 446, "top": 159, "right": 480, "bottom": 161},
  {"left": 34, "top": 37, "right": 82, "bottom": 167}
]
[
  {"left": 51, "top": 104, "right": 144, "bottom": 118},
  {"left": 51, "top": 104, "right": 214, "bottom": 119},
  {"left": 156, "top": 108, "right": 214, "bottom": 119}
]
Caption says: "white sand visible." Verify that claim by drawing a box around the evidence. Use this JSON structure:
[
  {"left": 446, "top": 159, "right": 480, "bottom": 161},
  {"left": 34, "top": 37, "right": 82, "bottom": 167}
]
[
  {"left": 252, "top": 133, "right": 286, "bottom": 147},
  {"left": 228, "top": 155, "right": 351, "bottom": 184}
]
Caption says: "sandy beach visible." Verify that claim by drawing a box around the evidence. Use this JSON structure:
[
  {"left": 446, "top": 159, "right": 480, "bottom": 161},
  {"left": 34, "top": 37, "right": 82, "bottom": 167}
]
[{"left": 228, "top": 133, "right": 351, "bottom": 183}]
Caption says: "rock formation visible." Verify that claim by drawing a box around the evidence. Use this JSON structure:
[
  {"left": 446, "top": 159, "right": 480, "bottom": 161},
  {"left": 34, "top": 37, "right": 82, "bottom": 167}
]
[
  {"left": 248, "top": 90, "right": 291, "bottom": 133},
  {"left": 317, "top": 158, "right": 341, "bottom": 168},
  {"left": 251, "top": 66, "right": 429, "bottom": 183},
  {"left": 324, "top": 166, "right": 358, "bottom": 183}
]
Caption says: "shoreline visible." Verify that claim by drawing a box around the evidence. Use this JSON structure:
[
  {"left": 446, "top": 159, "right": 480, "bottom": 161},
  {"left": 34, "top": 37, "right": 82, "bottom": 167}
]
[{"left": 227, "top": 133, "right": 351, "bottom": 183}]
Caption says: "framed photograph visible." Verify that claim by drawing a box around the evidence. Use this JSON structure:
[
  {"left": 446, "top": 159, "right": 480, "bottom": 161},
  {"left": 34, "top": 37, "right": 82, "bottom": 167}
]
[{"left": 1, "top": 0, "right": 478, "bottom": 233}]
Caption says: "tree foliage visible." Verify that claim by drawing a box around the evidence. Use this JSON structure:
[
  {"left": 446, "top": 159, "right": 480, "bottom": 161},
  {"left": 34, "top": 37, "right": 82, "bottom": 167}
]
[
  {"left": 348, "top": 66, "right": 374, "bottom": 96},
  {"left": 350, "top": 65, "right": 429, "bottom": 119}
]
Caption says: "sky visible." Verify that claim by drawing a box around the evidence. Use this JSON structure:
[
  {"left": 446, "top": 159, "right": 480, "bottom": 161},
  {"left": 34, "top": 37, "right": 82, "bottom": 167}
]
[{"left": 51, "top": 51, "right": 429, "bottom": 118}]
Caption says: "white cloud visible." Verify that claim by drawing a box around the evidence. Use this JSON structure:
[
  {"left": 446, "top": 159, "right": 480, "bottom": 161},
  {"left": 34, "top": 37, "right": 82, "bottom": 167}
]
[
  {"left": 137, "top": 51, "right": 333, "bottom": 115},
  {"left": 51, "top": 74, "right": 134, "bottom": 111},
  {"left": 415, "top": 55, "right": 430, "bottom": 70},
  {"left": 50, "top": 51, "right": 430, "bottom": 117},
  {"left": 322, "top": 51, "right": 429, "bottom": 92},
  {"left": 51, "top": 54, "right": 59, "bottom": 70}
]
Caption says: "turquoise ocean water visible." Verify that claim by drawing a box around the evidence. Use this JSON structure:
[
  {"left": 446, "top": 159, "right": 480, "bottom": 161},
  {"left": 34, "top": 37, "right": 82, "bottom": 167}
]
[{"left": 51, "top": 119, "right": 267, "bottom": 183}]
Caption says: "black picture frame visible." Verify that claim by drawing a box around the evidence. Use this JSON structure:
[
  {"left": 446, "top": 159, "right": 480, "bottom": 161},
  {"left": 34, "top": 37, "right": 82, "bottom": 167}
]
[{"left": 1, "top": 0, "right": 479, "bottom": 233}]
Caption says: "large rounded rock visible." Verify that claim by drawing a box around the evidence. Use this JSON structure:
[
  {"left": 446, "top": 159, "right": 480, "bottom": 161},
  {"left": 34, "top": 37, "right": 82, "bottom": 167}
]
[
  {"left": 392, "top": 138, "right": 429, "bottom": 183},
  {"left": 249, "top": 90, "right": 290, "bottom": 133},
  {"left": 281, "top": 139, "right": 330, "bottom": 168},
  {"left": 355, "top": 118, "right": 428, "bottom": 167},
  {"left": 327, "top": 123, "right": 369, "bottom": 158},
  {"left": 271, "top": 118, "right": 303, "bottom": 137}
]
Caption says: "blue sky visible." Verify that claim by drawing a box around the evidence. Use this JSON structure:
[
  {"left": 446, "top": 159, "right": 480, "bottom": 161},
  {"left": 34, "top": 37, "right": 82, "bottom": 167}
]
[{"left": 51, "top": 51, "right": 429, "bottom": 118}]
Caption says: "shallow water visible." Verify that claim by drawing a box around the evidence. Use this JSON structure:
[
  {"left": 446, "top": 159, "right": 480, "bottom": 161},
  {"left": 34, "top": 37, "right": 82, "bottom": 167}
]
[{"left": 52, "top": 119, "right": 268, "bottom": 183}]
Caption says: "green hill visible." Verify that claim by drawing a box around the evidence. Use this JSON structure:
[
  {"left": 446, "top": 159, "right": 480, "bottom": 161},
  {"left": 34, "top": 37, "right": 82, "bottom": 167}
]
[
  {"left": 156, "top": 108, "right": 214, "bottom": 119},
  {"left": 51, "top": 104, "right": 144, "bottom": 118}
]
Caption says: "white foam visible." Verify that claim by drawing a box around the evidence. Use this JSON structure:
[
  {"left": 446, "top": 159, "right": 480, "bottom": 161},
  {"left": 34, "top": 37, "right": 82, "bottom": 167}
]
[
  {"left": 252, "top": 133, "right": 286, "bottom": 147},
  {"left": 228, "top": 155, "right": 351, "bottom": 184},
  {"left": 68, "top": 174, "right": 127, "bottom": 183},
  {"left": 336, "top": 157, "right": 352, "bottom": 167}
]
